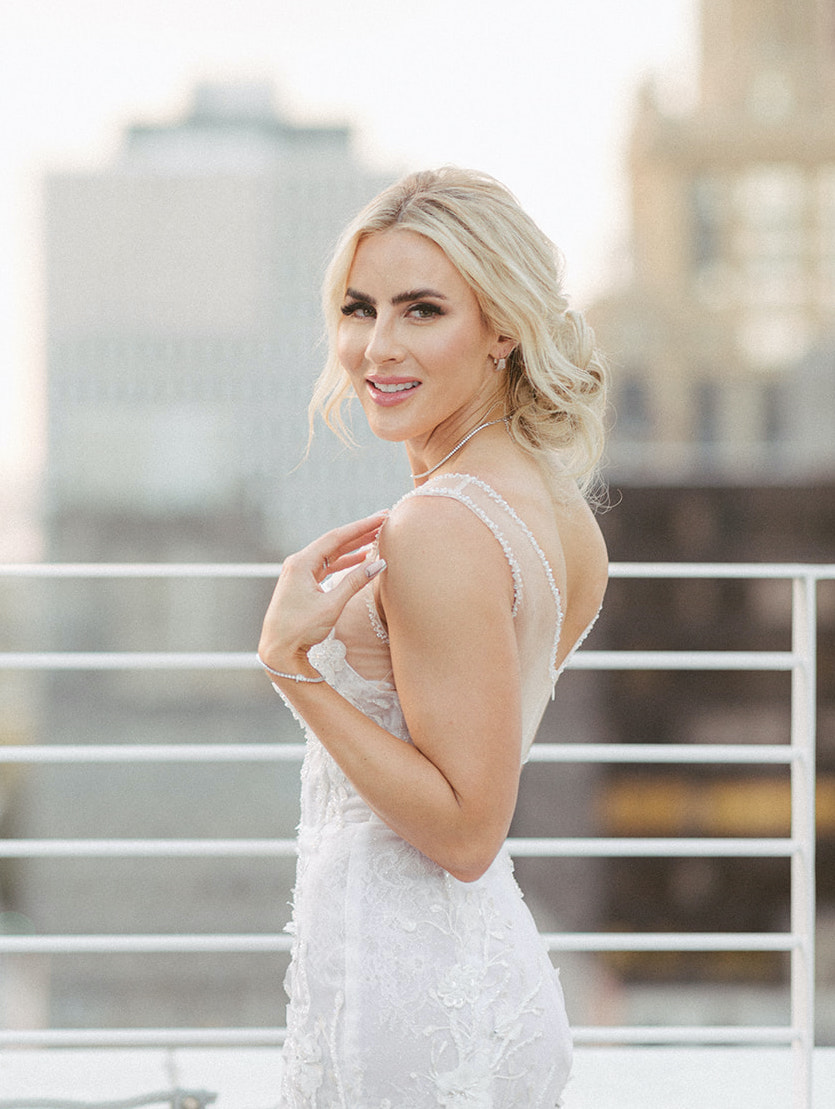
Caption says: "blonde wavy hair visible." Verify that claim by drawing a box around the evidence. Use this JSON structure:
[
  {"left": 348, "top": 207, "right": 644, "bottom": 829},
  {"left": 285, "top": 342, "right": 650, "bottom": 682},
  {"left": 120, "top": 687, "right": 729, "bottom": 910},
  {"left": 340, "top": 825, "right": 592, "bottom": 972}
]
[{"left": 310, "top": 166, "right": 609, "bottom": 494}]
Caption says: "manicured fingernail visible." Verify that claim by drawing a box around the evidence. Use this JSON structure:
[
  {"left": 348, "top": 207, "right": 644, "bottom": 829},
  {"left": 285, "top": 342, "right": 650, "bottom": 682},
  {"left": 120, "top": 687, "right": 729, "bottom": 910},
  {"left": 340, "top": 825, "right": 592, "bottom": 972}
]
[{"left": 365, "top": 558, "right": 386, "bottom": 580}]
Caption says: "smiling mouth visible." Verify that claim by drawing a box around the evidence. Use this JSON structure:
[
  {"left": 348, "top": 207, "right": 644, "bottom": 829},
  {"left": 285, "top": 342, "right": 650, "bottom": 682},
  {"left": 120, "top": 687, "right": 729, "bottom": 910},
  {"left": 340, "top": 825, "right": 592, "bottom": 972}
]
[{"left": 370, "top": 380, "right": 420, "bottom": 393}]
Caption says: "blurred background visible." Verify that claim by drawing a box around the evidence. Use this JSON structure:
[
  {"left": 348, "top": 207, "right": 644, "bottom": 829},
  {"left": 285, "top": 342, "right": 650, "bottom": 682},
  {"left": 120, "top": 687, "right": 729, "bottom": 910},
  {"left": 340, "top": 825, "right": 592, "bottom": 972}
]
[{"left": 0, "top": 0, "right": 833, "bottom": 1054}]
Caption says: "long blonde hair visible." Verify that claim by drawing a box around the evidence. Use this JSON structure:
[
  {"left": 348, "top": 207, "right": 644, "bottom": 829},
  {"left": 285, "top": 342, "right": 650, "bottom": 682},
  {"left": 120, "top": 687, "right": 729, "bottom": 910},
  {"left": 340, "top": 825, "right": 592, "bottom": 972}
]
[{"left": 310, "top": 166, "right": 609, "bottom": 494}]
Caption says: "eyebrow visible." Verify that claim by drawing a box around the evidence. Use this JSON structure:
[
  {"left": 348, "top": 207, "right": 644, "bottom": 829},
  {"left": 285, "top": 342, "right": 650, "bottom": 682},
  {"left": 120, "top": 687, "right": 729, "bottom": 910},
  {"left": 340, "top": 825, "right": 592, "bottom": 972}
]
[{"left": 344, "top": 286, "right": 449, "bottom": 306}]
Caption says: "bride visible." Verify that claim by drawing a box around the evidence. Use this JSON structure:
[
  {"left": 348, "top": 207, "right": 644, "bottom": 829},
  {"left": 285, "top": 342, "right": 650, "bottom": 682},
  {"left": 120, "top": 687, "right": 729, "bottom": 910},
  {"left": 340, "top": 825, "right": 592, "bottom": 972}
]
[{"left": 259, "top": 167, "right": 609, "bottom": 1107}]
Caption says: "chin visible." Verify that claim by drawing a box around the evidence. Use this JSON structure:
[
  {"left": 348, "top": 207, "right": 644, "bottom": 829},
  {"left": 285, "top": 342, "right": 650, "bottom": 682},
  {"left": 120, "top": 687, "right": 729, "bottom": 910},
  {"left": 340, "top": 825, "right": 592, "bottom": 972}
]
[
  {"left": 367, "top": 423, "right": 411, "bottom": 446},
  {"left": 361, "top": 408, "right": 416, "bottom": 445}
]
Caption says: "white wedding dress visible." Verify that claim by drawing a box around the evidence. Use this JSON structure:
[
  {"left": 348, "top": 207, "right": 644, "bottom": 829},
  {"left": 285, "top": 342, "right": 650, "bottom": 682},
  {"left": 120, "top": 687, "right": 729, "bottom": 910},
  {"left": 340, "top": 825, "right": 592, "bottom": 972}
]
[{"left": 276, "top": 474, "right": 587, "bottom": 1108}]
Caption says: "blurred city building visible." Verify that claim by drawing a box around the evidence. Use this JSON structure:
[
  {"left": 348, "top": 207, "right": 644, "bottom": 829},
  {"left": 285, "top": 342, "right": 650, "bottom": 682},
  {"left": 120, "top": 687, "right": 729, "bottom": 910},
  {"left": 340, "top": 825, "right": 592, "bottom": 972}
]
[
  {"left": 44, "top": 79, "right": 406, "bottom": 561},
  {"left": 590, "top": 0, "right": 835, "bottom": 1037},
  {"left": 595, "top": 0, "right": 835, "bottom": 481},
  {"left": 5, "top": 82, "right": 408, "bottom": 1033}
]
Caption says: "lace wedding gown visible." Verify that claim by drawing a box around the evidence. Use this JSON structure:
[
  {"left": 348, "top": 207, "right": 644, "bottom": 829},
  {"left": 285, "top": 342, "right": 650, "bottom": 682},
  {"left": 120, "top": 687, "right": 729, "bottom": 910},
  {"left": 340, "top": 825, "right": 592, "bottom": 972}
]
[{"left": 276, "top": 474, "right": 586, "bottom": 1108}]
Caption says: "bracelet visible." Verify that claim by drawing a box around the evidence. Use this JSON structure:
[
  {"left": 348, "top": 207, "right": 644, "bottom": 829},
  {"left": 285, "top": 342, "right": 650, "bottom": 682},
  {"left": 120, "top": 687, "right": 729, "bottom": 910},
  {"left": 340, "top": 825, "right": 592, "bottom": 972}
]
[{"left": 257, "top": 651, "right": 326, "bottom": 683}]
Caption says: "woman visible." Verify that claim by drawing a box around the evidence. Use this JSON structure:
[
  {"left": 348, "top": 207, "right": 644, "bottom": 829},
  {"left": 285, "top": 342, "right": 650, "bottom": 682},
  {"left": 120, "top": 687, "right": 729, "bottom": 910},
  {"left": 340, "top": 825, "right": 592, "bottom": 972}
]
[{"left": 259, "top": 167, "right": 609, "bottom": 1107}]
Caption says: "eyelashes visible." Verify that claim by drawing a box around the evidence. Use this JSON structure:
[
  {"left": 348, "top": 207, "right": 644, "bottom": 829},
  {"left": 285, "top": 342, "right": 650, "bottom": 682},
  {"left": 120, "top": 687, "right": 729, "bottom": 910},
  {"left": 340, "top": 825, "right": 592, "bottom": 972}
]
[
  {"left": 409, "top": 303, "right": 444, "bottom": 319},
  {"left": 340, "top": 301, "right": 444, "bottom": 320},
  {"left": 341, "top": 301, "right": 373, "bottom": 318}
]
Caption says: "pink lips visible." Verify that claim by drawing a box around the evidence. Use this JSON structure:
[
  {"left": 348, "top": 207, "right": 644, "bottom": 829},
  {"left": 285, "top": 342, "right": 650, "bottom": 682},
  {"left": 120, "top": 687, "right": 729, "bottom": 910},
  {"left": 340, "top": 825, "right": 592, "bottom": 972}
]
[{"left": 366, "top": 376, "right": 422, "bottom": 407}]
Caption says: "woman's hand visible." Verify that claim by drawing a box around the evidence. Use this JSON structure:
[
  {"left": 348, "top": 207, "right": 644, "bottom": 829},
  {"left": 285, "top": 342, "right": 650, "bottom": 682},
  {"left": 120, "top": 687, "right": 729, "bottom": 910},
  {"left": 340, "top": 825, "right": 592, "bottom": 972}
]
[{"left": 258, "top": 511, "right": 387, "bottom": 676}]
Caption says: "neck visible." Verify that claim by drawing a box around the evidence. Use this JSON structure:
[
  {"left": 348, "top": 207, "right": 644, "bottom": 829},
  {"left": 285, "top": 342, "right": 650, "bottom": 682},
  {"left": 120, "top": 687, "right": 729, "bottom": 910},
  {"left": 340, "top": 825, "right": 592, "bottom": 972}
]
[{"left": 410, "top": 414, "right": 508, "bottom": 482}]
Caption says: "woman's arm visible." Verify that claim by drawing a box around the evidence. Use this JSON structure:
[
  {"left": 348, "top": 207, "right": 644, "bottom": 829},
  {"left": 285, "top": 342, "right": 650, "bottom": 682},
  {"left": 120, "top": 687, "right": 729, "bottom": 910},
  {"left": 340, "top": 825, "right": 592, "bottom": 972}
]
[{"left": 259, "top": 498, "right": 523, "bottom": 882}]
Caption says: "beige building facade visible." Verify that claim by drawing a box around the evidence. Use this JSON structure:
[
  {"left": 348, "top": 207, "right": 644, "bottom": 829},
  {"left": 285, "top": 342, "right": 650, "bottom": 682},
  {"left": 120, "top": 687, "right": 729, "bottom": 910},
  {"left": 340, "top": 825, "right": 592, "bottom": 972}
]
[{"left": 593, "top": 0, "right": 835, "bottom": 480}]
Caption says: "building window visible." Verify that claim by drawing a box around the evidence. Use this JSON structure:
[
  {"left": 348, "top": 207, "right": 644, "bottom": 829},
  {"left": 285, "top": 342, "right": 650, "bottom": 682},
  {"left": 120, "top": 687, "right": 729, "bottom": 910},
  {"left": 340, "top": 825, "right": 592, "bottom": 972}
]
[
  {"left": 762, "top": 380, "right": 784, "bottom": 444},
  {"left": 816, "top": 165, "right": 835, "bottom": 305},
  {"left": 691, "top": 175, "right": 724, "bottom": 272},
  {"left": 694, "top": 379, "right": 719, "bottom": 444},
  {"left": 617, "top": 375, "right": 652, "bottom": 440},
  {"left": 734, "top": 164, "right": 806, "bottom": 305},
  {"left": 737, "top": 309, "right": 809, "bottom": 368}
]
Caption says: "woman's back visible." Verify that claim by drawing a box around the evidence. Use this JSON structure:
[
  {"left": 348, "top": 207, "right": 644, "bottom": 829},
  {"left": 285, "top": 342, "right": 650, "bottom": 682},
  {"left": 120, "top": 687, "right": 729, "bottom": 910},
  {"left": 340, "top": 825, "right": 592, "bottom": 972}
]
[
  {"left": 414, "top": 429, "right": 608, "bottom": 662},
  {"left": 381, "top": 458, "right": 606, "bottom": 756}
]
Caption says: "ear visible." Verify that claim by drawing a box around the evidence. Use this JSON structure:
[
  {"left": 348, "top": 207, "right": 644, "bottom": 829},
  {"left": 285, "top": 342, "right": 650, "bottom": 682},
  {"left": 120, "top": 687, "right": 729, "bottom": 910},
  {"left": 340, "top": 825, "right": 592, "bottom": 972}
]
[{"left": 490, "top": 336, "right": 516, "bottom": 363}]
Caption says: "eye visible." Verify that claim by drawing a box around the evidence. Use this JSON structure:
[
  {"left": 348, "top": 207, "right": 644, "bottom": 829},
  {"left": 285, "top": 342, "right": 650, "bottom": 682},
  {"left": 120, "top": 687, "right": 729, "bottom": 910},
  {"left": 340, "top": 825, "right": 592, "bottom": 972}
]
[
  {"left": 341, "top": 301, "right": 375, "bottom": 319},
  {"left": 407, "top": 302, "right": 443, "bottom": 320}
]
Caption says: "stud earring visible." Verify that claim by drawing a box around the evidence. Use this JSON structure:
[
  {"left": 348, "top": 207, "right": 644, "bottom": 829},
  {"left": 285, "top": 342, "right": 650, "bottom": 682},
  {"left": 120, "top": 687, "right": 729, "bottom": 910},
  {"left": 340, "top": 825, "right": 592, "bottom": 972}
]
[{"left": 493, "top": 357, "right": 506, "bottom": 373}]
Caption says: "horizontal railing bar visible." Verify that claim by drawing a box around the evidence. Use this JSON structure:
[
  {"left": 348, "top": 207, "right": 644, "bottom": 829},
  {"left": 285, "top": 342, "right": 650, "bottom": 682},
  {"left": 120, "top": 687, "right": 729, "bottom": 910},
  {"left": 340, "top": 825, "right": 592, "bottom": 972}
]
[
  {"left": 0, "top": 564, "right": 284, "bottom": 578},
  {"left": 0, "top": 742, "right": 795, "bottom": 764},
  {"left": 0, "top": 839, "right": 298, "bottom": 858},
  {"left": 607, "top": 563, "right": 835, "bottom": 581},
  {"left": 0, "top": 652, "right": 258, "bottom": 670},
  {"left": 0, "top": 1091, "right": 216, "bottom": 1109},
  {"left": 0, "top": 837, "right": 796, "bottom": 859},
  {"left": 570, "top": 1025, "right": 798, "bottom": 1045},
  {"left": 543, "top": 931, "right": 796, "bottom": 952},
  {"left": 0, "top": 934, "right": 291, "bottom": 954},
  {"left": 0, "top": 649, "right": 800, "bottom": 671},
  {"left": 508, "top": 837, "right": 797, "bottom": 857},
  {"left": 0, "top": 744, "right": 308, "bottom": 763},
  {"left": 570, "top": 650, "right": 796, "bottom": 671},
  {"left": 0, "top": 932, "right": 796, "bottom": 955},
  {"left": 0, "top": 1025, "right": 799, "bottom": 1048},
  {"left": 1, "top": 562, "right": 833, "bottom": 580},
  {"left": 0, "top": 1028, "right": 287, "bottom": 1048},
  {"left": 528, "top": 743, "right": 796, "bottom": 764}
]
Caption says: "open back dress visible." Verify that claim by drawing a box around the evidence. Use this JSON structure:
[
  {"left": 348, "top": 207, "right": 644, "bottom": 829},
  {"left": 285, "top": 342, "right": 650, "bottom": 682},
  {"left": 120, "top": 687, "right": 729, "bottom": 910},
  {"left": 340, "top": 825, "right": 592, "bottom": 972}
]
[{"left": 275, "top": 473, "right": 590, "bottom": 1108}]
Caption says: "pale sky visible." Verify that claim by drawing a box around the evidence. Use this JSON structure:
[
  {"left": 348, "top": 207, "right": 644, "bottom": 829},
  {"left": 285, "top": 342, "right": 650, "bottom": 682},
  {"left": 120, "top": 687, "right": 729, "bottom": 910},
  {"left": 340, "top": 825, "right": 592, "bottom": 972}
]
[{"left": 0, "top": 0, "right": 698, "bottom": 486}]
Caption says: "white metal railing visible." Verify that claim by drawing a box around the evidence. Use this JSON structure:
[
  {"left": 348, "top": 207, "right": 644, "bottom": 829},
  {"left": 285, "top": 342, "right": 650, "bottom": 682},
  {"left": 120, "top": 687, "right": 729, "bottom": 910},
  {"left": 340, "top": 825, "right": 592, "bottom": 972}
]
[
  {"left": 0, "top": 1092, "right": 216, "bottom": 1109},
  {"left": 0, "top": 562, "right": 830, "bottom": 1109}
]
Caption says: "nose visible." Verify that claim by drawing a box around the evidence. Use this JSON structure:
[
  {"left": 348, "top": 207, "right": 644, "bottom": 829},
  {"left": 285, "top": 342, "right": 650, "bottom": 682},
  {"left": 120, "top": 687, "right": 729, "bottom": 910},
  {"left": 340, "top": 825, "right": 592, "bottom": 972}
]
[{"left": 364, "top": 315, "right": 404, "bottom": 366}]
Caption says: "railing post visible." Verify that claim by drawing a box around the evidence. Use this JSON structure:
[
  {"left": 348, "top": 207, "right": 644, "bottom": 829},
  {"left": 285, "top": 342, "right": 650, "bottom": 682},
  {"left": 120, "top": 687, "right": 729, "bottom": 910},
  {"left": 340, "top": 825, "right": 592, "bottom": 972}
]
[{"left": 791, "top": 572, "right": 817, "bottom": 1109}]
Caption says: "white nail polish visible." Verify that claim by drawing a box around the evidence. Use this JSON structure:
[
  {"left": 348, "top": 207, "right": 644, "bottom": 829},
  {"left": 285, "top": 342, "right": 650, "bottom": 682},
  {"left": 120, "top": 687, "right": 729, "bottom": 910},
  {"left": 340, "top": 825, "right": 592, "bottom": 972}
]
[{"left": 365, "top": 558, "right": 387, "bottom": 580}]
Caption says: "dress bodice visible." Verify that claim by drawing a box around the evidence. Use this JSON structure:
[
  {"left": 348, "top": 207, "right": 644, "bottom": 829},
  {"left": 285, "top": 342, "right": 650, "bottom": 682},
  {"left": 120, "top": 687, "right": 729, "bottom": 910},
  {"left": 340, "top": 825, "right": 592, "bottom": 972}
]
[{"left": 317, "top": 472, "right": 595, "bottom": 763}]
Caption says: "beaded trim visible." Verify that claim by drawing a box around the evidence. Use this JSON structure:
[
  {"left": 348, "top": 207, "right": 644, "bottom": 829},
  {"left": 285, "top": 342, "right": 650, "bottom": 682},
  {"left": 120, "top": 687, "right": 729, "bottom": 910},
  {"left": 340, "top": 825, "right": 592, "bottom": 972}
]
[
  {"left": 407, "top": 486, "right": 524, "bottom": 617},
  {"left": 553, "top": 606, "right": 601, "bottom": 683},
  {"left": 373, "top": 472, "right": 566, "bottom": 684},
  {"left": 365, "top": 589, "right": 389, "bottom": 642},
  {"left": 412, "top": 473, "right": 564, "bottom": 683}
]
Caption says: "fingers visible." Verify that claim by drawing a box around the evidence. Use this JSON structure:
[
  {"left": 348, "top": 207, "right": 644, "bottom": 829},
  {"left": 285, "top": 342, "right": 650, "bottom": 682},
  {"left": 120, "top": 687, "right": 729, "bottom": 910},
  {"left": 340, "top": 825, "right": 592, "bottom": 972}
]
[
  {"left": 322, "top": 546, "right": 373, "bottom": 577},
  {"left": 331, "top": 557, "right": 387, "bottom": 607},
  {"left": 324, "top": 510, "right": 388, "bottom": 553},
  {"left": 308, "top": 511, "right": 388, "bottom": 578},
  {"left": 261, "top": 513, "right": 388, "bottom": 667}
]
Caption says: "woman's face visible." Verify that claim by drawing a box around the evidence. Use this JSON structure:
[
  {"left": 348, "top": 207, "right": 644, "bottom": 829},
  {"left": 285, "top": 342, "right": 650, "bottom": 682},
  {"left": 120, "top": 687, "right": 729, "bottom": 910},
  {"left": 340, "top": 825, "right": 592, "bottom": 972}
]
[{"left": 337, "top": 229, "right": 503, "bottom": 451}]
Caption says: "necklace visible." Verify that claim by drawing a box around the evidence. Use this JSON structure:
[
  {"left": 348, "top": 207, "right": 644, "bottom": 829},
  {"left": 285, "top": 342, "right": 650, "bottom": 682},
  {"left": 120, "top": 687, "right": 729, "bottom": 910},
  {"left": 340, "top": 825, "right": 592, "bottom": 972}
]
[{"left": 410, "top": 417, "right": 508, "bottom": 480}]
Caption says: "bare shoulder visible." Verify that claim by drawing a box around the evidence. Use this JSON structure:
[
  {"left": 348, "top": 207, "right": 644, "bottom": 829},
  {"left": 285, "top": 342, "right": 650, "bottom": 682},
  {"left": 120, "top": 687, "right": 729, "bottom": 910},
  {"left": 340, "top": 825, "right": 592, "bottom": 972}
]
[{"left": 377, "top": 490, "right": 516, "bottom": 618}]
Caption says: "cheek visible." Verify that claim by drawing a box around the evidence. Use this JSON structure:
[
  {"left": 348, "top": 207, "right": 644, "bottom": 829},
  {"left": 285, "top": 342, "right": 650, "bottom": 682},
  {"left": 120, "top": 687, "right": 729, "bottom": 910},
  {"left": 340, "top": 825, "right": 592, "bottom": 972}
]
[
  {"left": 336, "top": 325, "right": 362, "bottom": 372},
  {"left": 440, "top": 324, "right": 490, "bottom": 372}
]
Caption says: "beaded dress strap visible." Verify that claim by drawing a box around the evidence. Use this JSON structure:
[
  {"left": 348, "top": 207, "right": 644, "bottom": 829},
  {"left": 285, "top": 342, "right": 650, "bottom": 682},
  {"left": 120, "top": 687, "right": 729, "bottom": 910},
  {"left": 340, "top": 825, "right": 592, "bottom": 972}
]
[
  {"left": 369, "top": 472, "right": 564, "bottom": 684},
  {"left": 365, "top": 588, "right": 389, "bottom": 643},
  {"left": 362, "top": 478, "right": 522, "bottom": 644}
]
